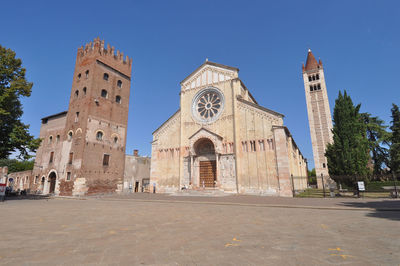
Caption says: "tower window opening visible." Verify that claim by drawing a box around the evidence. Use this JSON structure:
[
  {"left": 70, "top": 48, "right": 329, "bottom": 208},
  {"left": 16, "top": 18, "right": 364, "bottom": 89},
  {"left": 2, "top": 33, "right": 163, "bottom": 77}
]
[
  {"left": 316, "top": 74, "right": 319, "bottom": 80},
  {"left": 75, "top": 90, "right": 79, "bottom": 98},
  {"left": 96, "top": 131, "right": 103, "bottom": 141},
  {"left": 308, "top": 76, "right": 312, "bottom": 82},
  {"left": 56, "top": 135, "right": 60, "bottom": 142},
  {"left": 313, "top": 85, "right": 317, "bottom": 91},
  {"left": 83, "top": 87, "right": 87, "bottom": 95},
  {"left": 68, "top": 131, "right": 73, "bottom": 141},
  {"left": 101, "top": 89, "right": 108, "bottom": 98},
  {"left": 103, "top": 154, "right": 110, "bottom": 166},
  {"left": 49, "top": 151, "right": 54, "bottom": 163},
  {"left": 323, "top": 163, "right": 326, "bottom": 168},
  {"left": 117, "top": 80, "right": 122, "bottom": 88},
  {"left": 318, "top": 84, "right": 321, "bottom": 90},
  {"left": 75, "top": 112, "right": 79, "bottom": 123},
  {"left": 116, "top": 95, "right": 121, "bottom": 104},
  {"left": 113, "top": 136, "right": 118, "bottom": 144},
  {"left": 309, "top": 85, "right": 313, "bottom": 92},
  {"left": 103, "top": 73, "right": 109, "bottom": 81},
  {"left": 85, "top": 70, "right": 89, "bottom": 78},
  {"left": 78, "top": 73, "right": 81, "bottom": 80},
  {"left": 312, "top": 75, "right": 316, "bottom": 81},
  {"left": 66, "top": 172, "right": 71, "bottom": 181},
  {"left": 48, "top": 136, "right": 53, "bottom": 144}
]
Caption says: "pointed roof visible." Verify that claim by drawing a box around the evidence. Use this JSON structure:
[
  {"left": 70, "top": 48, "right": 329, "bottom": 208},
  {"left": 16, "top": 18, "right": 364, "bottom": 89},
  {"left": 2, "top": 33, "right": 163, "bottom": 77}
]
[{"left": 304, "top": 49, "right": 320, "bottom": 72}]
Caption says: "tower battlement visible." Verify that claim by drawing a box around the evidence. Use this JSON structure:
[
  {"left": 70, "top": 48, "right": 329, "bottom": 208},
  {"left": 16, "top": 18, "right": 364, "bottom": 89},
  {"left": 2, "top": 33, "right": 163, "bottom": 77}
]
[{"left": 76, "top": 37, "right": 132, "bottom": 75}]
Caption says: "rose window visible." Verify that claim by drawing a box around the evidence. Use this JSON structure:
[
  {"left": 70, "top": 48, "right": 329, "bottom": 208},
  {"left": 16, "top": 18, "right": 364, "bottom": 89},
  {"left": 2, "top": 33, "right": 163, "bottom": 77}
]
[{"left": 192, "top": 87, "right": 224, "bottom": 123}]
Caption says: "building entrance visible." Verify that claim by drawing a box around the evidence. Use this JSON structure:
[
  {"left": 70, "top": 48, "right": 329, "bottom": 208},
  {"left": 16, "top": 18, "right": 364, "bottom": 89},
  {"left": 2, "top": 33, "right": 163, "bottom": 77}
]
[
  {"left": 194, "top": 138, "right": 217, "bottom": 188},
  {"left": 200, "top": 160, "right": 216, "bottom": 188},
  {"left": 49, "top": 172, "right": 56, "bottom": 194}
]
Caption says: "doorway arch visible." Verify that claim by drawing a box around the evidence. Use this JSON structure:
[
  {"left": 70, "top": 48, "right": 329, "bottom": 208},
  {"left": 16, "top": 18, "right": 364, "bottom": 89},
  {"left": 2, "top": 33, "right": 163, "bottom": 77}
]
[
  {"left": 194, "top": 138, "right": 216, "bottom": 188},
  {"left": 48, "top": 171, "right": 57, "bottom": 194}
]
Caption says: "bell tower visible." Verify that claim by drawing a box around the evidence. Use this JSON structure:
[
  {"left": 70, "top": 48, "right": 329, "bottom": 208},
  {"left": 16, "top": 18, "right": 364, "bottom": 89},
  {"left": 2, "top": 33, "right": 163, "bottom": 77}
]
[
  {"left": 302, "top": 49, "right": 333, "bottom": 188},
  {"left": 64, "top": 37, "right": 132, "bottom": 195}
]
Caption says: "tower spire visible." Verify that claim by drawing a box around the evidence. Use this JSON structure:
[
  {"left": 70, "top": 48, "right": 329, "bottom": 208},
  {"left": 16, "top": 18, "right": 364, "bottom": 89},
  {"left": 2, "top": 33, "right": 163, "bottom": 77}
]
[{"left": 304, "top": 49, "right": 319, "bottom": 71}]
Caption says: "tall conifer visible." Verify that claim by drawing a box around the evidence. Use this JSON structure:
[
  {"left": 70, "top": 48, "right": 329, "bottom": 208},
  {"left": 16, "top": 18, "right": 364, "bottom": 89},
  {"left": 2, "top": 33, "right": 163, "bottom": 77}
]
[
  {"left": 389, "top": 104, "right": 400, "bottom": 175},
  {"left": 325, "top": 91, "right": 370, "bottom": 185}
]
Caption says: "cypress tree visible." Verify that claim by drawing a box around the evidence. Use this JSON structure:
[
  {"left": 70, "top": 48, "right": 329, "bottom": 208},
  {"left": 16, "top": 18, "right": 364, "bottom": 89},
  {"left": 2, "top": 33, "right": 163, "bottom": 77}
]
[
  {"left": 389, "top": 104, "right": 400, "bottom": 176},
  {"left": 325, "top": 91, "right": 370, "bottom": 186}
]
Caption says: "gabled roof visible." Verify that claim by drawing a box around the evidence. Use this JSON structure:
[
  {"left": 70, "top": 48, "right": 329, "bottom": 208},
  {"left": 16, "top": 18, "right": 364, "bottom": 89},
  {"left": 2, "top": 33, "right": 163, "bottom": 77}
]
[
  {"left": 188, "top": 127, "right": 223, "bottom": 140},
  {"left": 180, "top": 60, "right": 239, "bottom": 85}
]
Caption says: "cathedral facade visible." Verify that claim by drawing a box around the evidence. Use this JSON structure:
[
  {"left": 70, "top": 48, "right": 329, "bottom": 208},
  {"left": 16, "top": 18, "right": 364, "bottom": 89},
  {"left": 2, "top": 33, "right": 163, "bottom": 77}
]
[{"left": 151, "top": 61, "right": 308, "bottom": 196}]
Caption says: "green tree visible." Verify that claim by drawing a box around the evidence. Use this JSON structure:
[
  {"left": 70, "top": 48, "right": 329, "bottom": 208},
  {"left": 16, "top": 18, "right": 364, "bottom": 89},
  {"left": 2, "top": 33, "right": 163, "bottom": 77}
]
[
  {"left": 361, "top": 113, "right": 390, "bottom": 176},
  {"left": 0, "top": 45, "right": 40, "bottom": 159},
  {"left": 0, "top": 158, "right": 34, "bottom": 173},
  {"left": 325, "top": 91, "right": 370, "bottom": 186},
  {"left": 389, "top": 104, "right": 400, "bottom": 176}
]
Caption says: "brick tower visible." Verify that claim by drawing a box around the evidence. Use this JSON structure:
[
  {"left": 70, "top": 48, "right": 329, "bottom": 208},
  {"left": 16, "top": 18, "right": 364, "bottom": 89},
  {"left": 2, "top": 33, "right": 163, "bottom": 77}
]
[
  {"left": 63, "top": 38, "right": 132, "bottom": 195},
  {"left": 302, "top": 49, "right": 333, "bottom": 188}
]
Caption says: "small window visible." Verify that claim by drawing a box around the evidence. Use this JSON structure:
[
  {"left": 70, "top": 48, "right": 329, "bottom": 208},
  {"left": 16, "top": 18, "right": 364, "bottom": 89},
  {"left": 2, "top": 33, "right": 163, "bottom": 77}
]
[
  {"left": 83, "top": 87, "right": 87, "bottom": 95},
  {"left": 66, "top": 172, "right": 71, "bottom": 181},
  {"left": 113, "top": 136, "right": 118, "bottom": 144},
  {"left": 101, "top": 89, "right": 108, "bottom": 98},
  {"left": 259, "top": 140, "right": 265, "bottom": 151},
  {"left": 103, "top": 154, "right": 110, "bottom": 166},
  {"left": 242, "top": 141, "right": 248, "bottom": 152},
  {"left": 68, "top": 131, "right": 73, "bottom": 141},
  {"left": 117, "top": 80, "right": 122, "bottom": 88},
  {"left": 314, "top": 85, "right": 317, "bottom": 91},
  {"left": 48, "top": 136, "right": 53, "bottom": 144},
  {"left": 78, "top": 73, "right": 81, "bottom": 80},
  {"left": 56, "top": 135, "right": 60, "bottom": 142},
  {"left": 317, "top": 84, "right": 321, "bottom": 90},
  {"left": 316, "top": 74, "right": 319, "bottom": 80},
  {"left": 49, "top": 151, "right": 54, "bottom": 163},
  {"left": 75, "top": 112, "right": 79, "bottom": 123},
  {"left": 310, "top": 85, "right": 313, "bottom": 92},
  {"left": 250, "top": 140, "right": 256, "bottom": 152},
  {"left": 312, "top": 75, "right": 316, "bottom": 81},
  {"left": 323, "top": 163, "right": 326, "bottom": 168},
  {"left": 116, "top": 95, "right": 121, "bottom": 104},
  {"left": 103, "top": 73, "right": 109, "bottom": 81},
  {"left": 34, "top": 176, "right": 38, "bottom": 184},
  {"left": 308, "top": 76, "right": 312, "bottom": 82},
  {"left": 85, "top": 70, "right": 89, "bottom": 78},
  {"left": 75, "top": 90, "right": 79, "bottom": 98},
  {"left": 68, "top": 152, "right": 73, "bottom": 164},
  {"left": 96, "top": 131, "right": 103, "bottom": 141}
]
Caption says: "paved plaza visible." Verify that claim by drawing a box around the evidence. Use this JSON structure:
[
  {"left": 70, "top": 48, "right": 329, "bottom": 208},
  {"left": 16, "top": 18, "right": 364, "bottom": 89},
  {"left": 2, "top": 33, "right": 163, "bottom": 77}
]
[{"left": 1, "top": 194, "right": 399, "bottom": 265}]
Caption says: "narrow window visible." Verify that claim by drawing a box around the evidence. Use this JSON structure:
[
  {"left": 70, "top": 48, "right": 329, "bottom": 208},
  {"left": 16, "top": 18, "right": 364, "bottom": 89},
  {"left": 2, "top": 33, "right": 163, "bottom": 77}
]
[
  {"left": 85, "top": 70, "right": 89, "bottom": 78},
  {"left": 83, "top": 87, "right": 87, "bottom": 95},
  {"left": 66, "top": 172, "right": 71, "bottom": 181},
  {"left": 68, "top": 131, "right": 73, "bottom": 140},
  {"left": 103, "top": 73, "right": 109, "bottom": 81},
  {"left": 49, "top": 151, "right": 54, "bottom": 163},
  {"left": 68, "top": 152, "right": 73, "bottom": 164},
  {"left": 318, "top": 84, "right": 321, "bottom": 90},
  {"left": 78, "top": 73, "right": 81, "bottom": 80},
  {"left": 101, "top": 89, "right": 108, "bottom": 98},
  {"left": 242, "top": 141, "right": 248, "bottom": 152},
  {"left": 34, "top": 176, "right": 38, "bottom": 184},
  {"left": 323, "top": 163, "right": 326, "bottom": 168},
  {"left": 312, "top": 75, "right": 316, "bottom": 81},
  {"left": 308, "top": 76, "right": 312, "bottom": 82},
  {"left": 56, "top": 135, "right": 60, "bottom": 142},
  {"left": 314, "top": 85, "right": 317, "bottom": 91},
  {"left": 96, "top": 131, "right": 103, "bottom": 141},
  {"left": 117, "top": 80, "right": 122, "bottom": 88},
  {"left": 75, "top": 90, "right": 79, "bottom": 98},
  {"left": 49, "top": 136, "right": 53, "bottom": 144},
  {"left": 316, "top": 74, "right": 319, "bottom": 80},
  {"left": 113, "top": 136, "right": 118, "bottom": 144},
  {"left": 116, "top": 95, "right": 121, "bottom": 104},
  {"left": 75, "top": 112, "right": 79, "bottom": 123},
  {"left": 309, "top": 85, "right": 313, "bottom": 92},
  {"left": 259, "top": 140, "right": 265, "bottom": 151},
  {"left": 103, "top": 154, "right": 110, "bottom": 166}
]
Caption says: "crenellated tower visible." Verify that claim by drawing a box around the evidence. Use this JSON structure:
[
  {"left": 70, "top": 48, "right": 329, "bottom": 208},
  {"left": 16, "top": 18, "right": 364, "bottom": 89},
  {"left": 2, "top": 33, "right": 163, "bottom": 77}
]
[
  {"left": 302, "top": 49, "right": 333, "bottom": 188},
  {"left": 63, "top": 37, "right": 132, "bottom": 195}
]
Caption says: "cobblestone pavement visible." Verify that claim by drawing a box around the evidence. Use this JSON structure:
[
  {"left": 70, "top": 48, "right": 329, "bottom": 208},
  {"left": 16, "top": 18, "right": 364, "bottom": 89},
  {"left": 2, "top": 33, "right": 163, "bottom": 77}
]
[{"left": 1, "top": 194, "right": 399, "bottom": 265}]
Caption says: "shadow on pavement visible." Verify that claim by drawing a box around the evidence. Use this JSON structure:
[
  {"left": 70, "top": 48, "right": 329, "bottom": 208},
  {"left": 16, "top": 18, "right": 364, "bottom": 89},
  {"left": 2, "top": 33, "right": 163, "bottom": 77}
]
[
  {"left": 3, "top": 194, "right": 52, "bottom": 201},
  {"left": 338, "top": 200, "right": 400, "bottom": 221}
]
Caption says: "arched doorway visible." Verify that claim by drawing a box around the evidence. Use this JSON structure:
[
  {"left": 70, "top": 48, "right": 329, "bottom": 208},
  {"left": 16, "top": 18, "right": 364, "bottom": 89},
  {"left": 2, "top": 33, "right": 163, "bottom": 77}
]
[
  {"left": 194, "top": 138, "right": 216, "bottom": 188},
  {"left": 48, "top": 172, "right": 57, "bottom": 194}
]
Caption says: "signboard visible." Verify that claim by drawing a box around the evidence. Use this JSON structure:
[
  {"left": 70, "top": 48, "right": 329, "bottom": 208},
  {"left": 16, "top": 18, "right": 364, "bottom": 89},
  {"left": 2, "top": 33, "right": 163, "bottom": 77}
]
[
  {"left": 357, "top": 181, "right": 365, "bottom": 191},
  {"left": 0, "top": 183, "right": 6, "bottom": 196}
]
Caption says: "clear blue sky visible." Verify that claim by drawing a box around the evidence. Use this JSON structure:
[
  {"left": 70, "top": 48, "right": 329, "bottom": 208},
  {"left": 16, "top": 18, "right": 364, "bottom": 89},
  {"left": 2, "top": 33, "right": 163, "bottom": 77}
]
[{"left": 1, "top": 0, "right": 399, "bottom": 168}]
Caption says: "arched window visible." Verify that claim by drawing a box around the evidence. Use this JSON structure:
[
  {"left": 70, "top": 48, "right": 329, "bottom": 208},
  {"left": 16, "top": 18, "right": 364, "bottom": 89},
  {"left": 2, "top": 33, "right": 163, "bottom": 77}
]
[
  {"left": 113, "top": 136, "right": 118, "bottom": 144},
  {"left": 316, "top": 74, "right": 319, "bottom": 80},
  {"left": 49, "top": 136, "right": 53, "bottom": 144},
  {"left": 317, "top": 84, "right": 321, "bottom": 90},
  {"left": 116, "top": 95, "right": 121, "bottom": 104},
  {"left": 101, "top": 89, "right": 108, "bottom": 98},
  {"left": 117, "top": 80, "right": 122, "bottom": 88},
  {"left": 309, "top": 85, "right": 313, "bottom": 92},
  {"left": 96, "top": 131, "right": 103, "bottom": 141},
  {"left": 78, "top": 73, "right": 81, "bottom": 80},
  {"left": 313, "top": 85, "right": 317, "bottom": 91},
  {"left": 103, "top": 73, "right": 109, "bottom": 81},
  {"left": 83, "top": 87, "right": 87, "bottom": 95},
  {"left": 68, "top": 131, "right": 73, "bottom": 141},
  {"left": 308, "top": 76, "right": 312, "bottom": 82},
  {"left": 56, "top": 135, "right": 60, "bottom": 142},
  {"left": 75, "top": 90, "right": 79, "bottom": 98},
  {"left": 312, "top": 75, "right": 316, "bottom": 81},
  {"left": 85, "top": 70, "right": 89, "bottom": 78}
]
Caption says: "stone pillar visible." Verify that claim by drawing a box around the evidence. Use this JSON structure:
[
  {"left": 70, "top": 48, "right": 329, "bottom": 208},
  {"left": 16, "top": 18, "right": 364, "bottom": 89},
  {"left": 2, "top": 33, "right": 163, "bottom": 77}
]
[{"left": 273, "top": 127, "right": 293, "bottom": 197}]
